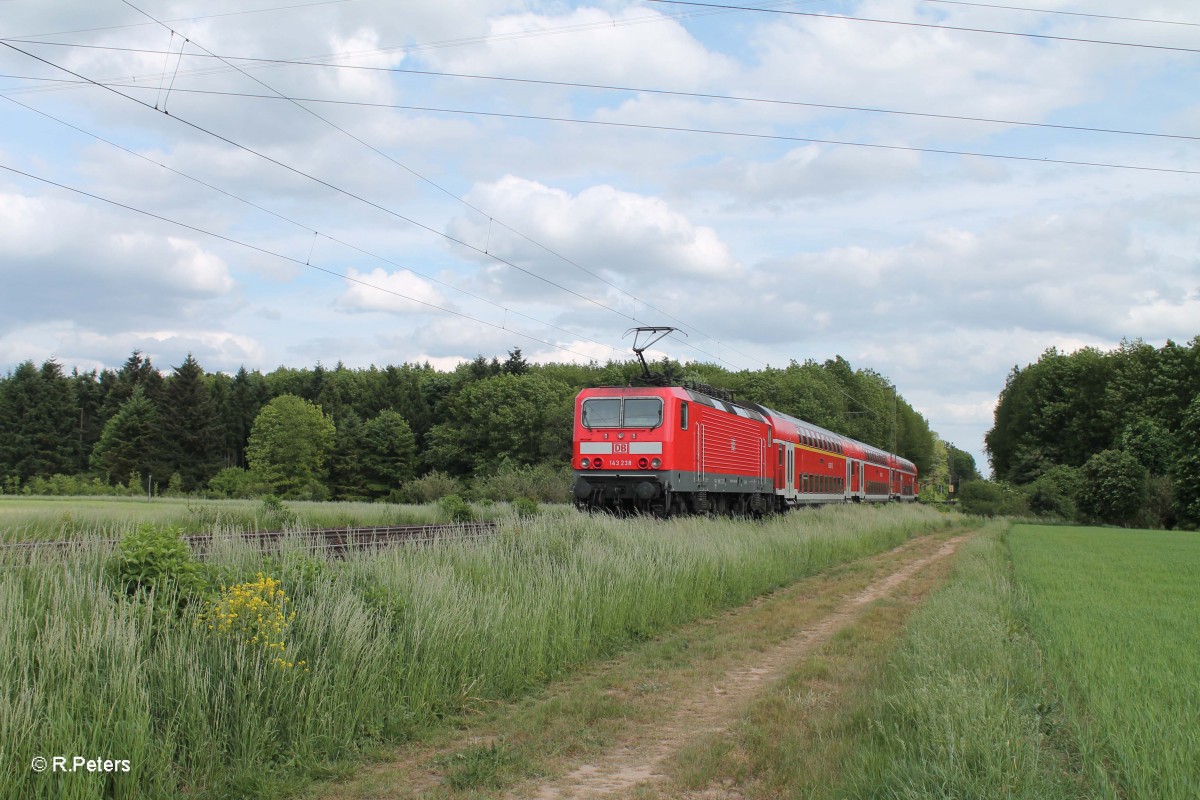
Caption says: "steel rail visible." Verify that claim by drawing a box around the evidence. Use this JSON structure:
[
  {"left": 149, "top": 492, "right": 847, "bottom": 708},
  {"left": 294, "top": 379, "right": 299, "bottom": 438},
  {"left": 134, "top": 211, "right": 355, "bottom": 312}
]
[{"left": 0, "top": 521, "right": 502, "bottom": 559}]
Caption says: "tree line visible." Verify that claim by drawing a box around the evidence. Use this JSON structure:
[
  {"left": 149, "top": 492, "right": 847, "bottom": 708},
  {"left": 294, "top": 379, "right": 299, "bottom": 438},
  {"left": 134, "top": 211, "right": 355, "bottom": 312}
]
[
  {"left": 0, "top": 348, "right": 964, "bottom": 502},
  {"left": 978, "top": 337, "right": 1200, "bottom": 528}
]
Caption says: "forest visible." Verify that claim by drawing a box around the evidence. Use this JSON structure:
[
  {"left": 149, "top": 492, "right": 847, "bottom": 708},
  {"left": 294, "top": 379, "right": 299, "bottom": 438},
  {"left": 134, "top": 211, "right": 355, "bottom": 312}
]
[
  {"left": 981, "top": 337, "right": 1200, "bottom": 529},
  {"left": 0, "top": 348, "right": 972, "bottom": 503}
]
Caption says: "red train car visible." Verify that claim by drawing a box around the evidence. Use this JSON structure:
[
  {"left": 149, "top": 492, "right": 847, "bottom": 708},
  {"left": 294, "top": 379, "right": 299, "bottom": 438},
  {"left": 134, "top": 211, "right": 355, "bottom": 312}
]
[{"left": 571, "top": 384, "right": 918, "bottom": 515}]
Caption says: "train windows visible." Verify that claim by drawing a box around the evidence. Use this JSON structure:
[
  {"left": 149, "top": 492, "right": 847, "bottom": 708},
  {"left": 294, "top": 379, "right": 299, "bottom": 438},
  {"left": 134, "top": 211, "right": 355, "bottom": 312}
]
[
  {"left": 581, "top": 398, "right": 620, "bottom": 428},
  {"left": 581, "top": 397, "right": 663, "bottom": 429},
  {"left": 624, "top": 398, "right": 664, "bottom": 427},
  {"left": 680, "top": 401, "right": 689, "bottom": 430}
]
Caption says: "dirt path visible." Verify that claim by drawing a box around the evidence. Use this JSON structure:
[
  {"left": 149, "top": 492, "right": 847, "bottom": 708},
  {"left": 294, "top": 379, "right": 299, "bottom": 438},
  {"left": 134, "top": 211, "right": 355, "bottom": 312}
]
[{"left": 523, "top": 534, "right": 970, "bottom": 800}]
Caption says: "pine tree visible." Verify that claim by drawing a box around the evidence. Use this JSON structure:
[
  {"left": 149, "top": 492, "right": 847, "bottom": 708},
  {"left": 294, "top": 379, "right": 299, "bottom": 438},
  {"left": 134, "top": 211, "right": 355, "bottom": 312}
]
[
  {"left": 91, "top": 386, "right": 164, "bottom": 485},
  {"left": 161, "top": 354, "right": 222, "bottom": 490},
  {"left": 502, "top": 347, "right": 529, "bottom": 375},
  {"left": 329, "top": 411, "right": 368, "bottom": 500},
  {"left": 99, "top": 351, "right": 164, "bottom": 425},
  {"left": 0, "top": 360, "right": 80, "bottom": 483},
  {"left": 71, "top": 368, "right": 104, "bottom": 473},
  {"left": 361, "top": 410, "right": 417, "bottom": 497},
  {"left": 224, "top": 366, "right": 268, "bottom": 468}
]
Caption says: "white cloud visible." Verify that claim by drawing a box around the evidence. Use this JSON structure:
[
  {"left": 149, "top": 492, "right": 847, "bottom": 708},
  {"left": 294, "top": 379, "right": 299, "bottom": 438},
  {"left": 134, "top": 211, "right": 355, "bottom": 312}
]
[
  {"left": 450, "top": 175, "right": 743, "bottom": 289},
  {"left": 336, "top": 267, "right": 447, "bottom": 313},
  {"left": 0, "top": 189, "right": 235, "bottom": 333},
  {"left": 428, "top": 6, "right": 733, "bottom": 89}
]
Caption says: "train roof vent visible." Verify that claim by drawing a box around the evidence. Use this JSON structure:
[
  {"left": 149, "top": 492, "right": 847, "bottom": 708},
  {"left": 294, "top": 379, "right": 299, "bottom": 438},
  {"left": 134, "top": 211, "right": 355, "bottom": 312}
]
[{"left": 683, "top": 381, "right": 734, "bottom": 403}]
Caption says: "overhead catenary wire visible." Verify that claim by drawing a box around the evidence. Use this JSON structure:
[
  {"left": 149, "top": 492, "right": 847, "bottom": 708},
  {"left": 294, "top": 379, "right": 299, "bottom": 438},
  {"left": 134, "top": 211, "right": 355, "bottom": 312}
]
[
  {"left": 10, "top": 75, "right": 1193, "bottom": 178},
  {"left": 644, "top": 0, "right": 1200, "bottom": 55},
  {"left": 4, "top": 33, "right": 1195, "bottom": 371},
  {"left": 0, "top": 92, "right": 623, "bottom": 359},
  {"left": 5, "top": 42, "right": 1198, "bottom": 145},
  {"left": 0, "top": 38, "right": 752, "bottom": 370},
  {"left": 1, "top": 0, "right": 359, "bottom": 40},
  {"left": 917, "top": 0, "right": 1200, "bottom": 28},
  {"left": 113, "top": 0, "right": 753, "bottom": 370},
  {"left": 11, "top": 4, "right": 1190, "bottom": 374},
  {"left": 0, "top": 161, "right": 611, "bottom": 364}
]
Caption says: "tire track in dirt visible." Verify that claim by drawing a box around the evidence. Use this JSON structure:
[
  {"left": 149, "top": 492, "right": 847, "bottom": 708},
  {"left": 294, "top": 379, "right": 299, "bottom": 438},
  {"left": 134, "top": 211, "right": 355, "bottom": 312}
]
[{"left": 524, "top": 534, "right": 971, "bottom": 800}]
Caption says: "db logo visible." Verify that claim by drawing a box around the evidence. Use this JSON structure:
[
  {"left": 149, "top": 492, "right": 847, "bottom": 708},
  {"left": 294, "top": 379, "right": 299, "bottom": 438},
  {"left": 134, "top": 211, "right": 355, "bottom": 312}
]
[{"left": 613, "top": 443, "right": 630, "bottom": 453}]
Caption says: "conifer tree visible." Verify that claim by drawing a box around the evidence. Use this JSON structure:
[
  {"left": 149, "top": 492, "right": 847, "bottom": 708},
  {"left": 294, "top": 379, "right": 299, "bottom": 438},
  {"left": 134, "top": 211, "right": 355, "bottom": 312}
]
[
  {"left": 0, "top": 360, "right": 80, "bottom": 483},
  {"left": 162, "top": 354, "right": 222, "bottom": 490},
  {"left": 361, "top": 410, "right": 418, "bottom": 497},
  {"left": 91, "top": 386, "right": 163, "bottom": 485}
]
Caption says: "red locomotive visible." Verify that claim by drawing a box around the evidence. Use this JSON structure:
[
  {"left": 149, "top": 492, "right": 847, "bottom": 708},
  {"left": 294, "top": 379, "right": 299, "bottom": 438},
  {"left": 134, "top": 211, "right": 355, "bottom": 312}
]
[{"left": 571, "top": 329, "right": 918, "bottom": 515}]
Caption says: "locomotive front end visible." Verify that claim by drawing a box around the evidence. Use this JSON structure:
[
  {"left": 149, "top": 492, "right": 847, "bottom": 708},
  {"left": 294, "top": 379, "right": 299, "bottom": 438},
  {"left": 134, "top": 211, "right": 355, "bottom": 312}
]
[{"left": 571, "top": 387, "right": 677, "bottom": 514}]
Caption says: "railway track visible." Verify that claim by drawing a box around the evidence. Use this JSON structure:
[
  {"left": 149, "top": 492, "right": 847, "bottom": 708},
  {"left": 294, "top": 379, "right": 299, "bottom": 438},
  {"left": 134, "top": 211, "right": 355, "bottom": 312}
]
[{"left": 0, "top": 521, "right": 501, "bottom": 559}]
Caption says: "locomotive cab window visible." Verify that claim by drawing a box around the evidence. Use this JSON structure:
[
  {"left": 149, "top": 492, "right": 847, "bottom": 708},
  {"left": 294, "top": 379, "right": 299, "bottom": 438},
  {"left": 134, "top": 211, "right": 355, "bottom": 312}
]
[
  {"left": 680, "top": 401, "right": 689, "bottom": 430},
  {"left": 623, "top": 398, "right": 664, "bottom": 427},
  {"left": 581, "top": 397, "right": 663, "bottom": 429}
]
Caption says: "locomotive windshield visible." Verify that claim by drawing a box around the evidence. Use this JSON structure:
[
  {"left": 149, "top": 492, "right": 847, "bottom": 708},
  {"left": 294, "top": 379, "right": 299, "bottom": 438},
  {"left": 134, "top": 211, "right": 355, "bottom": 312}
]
[
  {"left": 581, "top": 397, "right": 662, "bottom": 428},
  {"left": 623, "top": 398, "right": 663, "bottom": 427}
]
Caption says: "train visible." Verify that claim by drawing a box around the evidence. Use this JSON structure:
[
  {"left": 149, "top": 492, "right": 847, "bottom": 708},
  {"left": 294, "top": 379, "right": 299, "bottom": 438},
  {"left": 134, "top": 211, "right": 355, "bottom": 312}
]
[{"left": 570, "top": 331, "right": 917, "bottom": 516}]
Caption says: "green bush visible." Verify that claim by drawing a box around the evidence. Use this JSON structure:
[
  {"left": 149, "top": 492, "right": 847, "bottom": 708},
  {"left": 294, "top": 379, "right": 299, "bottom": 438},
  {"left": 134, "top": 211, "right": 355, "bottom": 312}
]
[
  {"left": 1079, "top": 449, "right": 1148, "bottom": 526},
  {"left": 510, "top": 497, "right": 539, "bottom": 519},
  {"left": 21, "top": 473, "right": 123, "bottom": 496},
  {"left": 399, "top": 470, "right": 464, "bottom": 503},
  {"left": 959, "top": 480, "right": 1030, "bottom": 517},
  {"left": 207, "top": 467, "right": 267, "bottom": 499},
  {"left": 106, "top": 523, "right": 207, "bottom": 602},
  {"left": 259, "top": 495, "right": 298, "bottom": 530},
  {"left": 470, "top": 463, "right": 571, "bottom": 503},
  {"left": 164, "top": 472, "right": 185, "bottom": 497},
  {"left": 437, "top": 493, "right": 475, "bottom": 523},
  {"left": 1024, "top": 465, "right": 1083, "bottom": 520}
]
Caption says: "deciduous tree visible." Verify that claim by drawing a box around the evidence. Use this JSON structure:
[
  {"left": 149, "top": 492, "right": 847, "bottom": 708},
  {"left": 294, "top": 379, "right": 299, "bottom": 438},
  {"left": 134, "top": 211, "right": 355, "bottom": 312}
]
[
  {"left": 1078, "top": 449, "right": 1148, "bottom": 526},
  {"left": 246, "top": 395, "right": 335, "bottom": 499}
]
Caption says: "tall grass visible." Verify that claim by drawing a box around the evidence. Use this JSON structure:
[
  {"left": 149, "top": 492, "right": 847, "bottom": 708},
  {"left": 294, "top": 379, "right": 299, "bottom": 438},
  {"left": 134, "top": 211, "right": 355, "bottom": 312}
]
[
  {"left": 0, "top": 496, "right": 541, "bottom": 542},
  {"left": 839, "top": 522, "right": 1084, "bottom": 799},
  {"left": 1, "top": 504, "right": 954, "bottom": 799},
  {"left": 1009, "top": 525, "right": 1200, "bottom": 800}
]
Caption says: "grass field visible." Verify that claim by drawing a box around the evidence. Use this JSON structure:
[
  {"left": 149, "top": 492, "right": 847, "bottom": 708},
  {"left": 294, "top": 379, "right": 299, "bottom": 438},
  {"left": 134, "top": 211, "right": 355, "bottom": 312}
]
[
  {"left": 0, "top": 502, "right": 957, "bottom": 800},
  {"left": 1009, "top": 524, "right": 1200, "bottom": 799},
  {"left": 0, "top": 495, "right": 541, "bottom": 542},
  {"left": 649, "top": 522, "right": 1200, "bottom": 800}
]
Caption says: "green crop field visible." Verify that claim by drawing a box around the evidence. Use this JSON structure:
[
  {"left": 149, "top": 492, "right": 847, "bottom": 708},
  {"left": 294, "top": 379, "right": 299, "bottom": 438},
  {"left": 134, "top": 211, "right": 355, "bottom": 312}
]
[
  {"left": 760, "top": 522, "right": 1200, "bottom": 800},
  {"left": 1009, "top": 524, "right": 1200, "bottom": 799}
]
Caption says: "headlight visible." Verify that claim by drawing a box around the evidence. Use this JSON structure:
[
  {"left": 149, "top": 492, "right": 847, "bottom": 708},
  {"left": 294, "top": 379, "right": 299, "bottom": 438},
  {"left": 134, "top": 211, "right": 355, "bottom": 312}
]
[
  {"left": 651, "top": 458, "right": 661, "bottom": 469},
  {"left": 580, "top": 458, "right": 591, "bottom": 469}
]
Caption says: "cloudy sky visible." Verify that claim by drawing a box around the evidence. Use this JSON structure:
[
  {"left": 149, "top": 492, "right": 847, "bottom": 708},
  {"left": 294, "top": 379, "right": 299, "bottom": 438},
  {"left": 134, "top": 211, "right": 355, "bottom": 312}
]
[{"left": 2, "top": 0, "right": 1198, "bottom": 472}]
